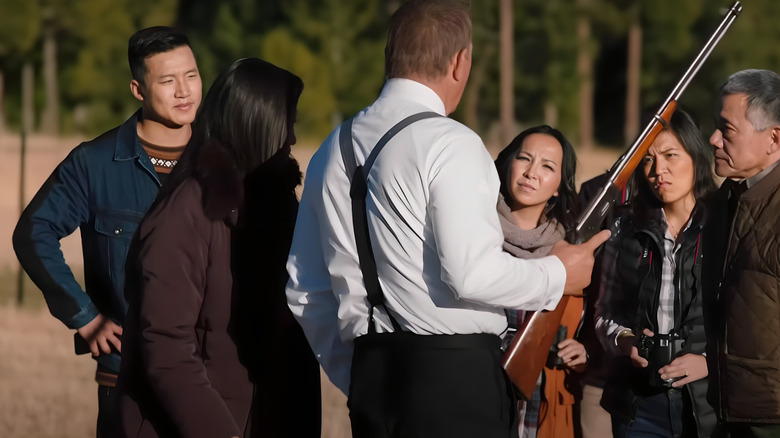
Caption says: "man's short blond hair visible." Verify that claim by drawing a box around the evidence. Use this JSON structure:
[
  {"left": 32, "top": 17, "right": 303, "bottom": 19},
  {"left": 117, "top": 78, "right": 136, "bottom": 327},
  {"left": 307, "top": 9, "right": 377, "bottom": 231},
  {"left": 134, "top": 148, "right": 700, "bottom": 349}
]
[{"left": 385, "top": 0, "right": 472, "bottom": 81}]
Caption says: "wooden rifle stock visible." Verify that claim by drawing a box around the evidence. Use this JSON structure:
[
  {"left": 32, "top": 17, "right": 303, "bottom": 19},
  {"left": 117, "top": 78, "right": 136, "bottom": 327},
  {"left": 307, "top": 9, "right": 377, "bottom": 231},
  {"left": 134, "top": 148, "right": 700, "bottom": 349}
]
[
  {"left": 502, "top": 296, "right": 573, "bottom": 399},
  {"left": 501, "top": 1, "right": 742, "bottom": 400}
]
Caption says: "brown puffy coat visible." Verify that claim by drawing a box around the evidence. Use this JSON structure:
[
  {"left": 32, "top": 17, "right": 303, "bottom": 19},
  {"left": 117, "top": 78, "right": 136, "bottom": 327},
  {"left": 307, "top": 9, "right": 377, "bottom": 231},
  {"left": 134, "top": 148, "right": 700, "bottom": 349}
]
[
  {"left": 117, "top": 148, "right": 320, "bottom": 437},
  {"left": 119, "top": 176, "right": 252, "bottom": 437},
  {"left": 704, "top": 163, "right": 780, "bottom": 423}
]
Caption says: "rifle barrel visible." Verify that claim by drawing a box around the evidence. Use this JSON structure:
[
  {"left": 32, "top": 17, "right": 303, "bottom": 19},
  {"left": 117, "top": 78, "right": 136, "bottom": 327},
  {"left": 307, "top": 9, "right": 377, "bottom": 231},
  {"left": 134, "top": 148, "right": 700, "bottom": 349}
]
[{"left": 573, "top": 1, "right": 742, "bottom": 242}]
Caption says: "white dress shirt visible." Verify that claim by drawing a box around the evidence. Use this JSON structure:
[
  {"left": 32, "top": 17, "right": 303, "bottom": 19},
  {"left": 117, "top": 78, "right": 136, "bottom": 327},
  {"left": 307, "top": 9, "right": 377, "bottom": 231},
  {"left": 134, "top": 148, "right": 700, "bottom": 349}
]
[{"left": 286, "top": 78, "right": 566, "bottom": 394}]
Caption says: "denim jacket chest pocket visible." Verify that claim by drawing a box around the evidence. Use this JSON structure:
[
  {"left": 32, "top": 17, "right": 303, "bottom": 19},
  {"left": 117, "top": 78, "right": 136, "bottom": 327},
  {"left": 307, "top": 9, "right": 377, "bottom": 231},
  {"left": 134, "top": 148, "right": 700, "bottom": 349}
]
[{"left": 85, "top": 210, "right": 144, "bottom": 316}]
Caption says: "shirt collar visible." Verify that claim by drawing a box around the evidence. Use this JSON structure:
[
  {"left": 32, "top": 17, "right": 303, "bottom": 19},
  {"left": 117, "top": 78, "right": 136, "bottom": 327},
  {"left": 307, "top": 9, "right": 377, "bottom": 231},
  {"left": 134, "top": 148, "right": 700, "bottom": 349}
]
[
  {"left": 744, "top": 158, "right": 780, "bottom": 189},
  {"left": 659, "top": 207, "right": 692, "bottom": 244},
  {"left": 114, "top": 109, "right": 143, "bottom": 161},
  {"left": 378, "top": 78, "right": 447, "bottom": 116}
]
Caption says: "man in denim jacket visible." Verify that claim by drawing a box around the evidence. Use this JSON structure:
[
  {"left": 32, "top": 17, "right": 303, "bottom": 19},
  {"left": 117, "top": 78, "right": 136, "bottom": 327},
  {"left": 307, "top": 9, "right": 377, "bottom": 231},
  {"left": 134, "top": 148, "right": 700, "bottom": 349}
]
[{"left": 12, "top": 26, "right": 201, "bottom": 437}]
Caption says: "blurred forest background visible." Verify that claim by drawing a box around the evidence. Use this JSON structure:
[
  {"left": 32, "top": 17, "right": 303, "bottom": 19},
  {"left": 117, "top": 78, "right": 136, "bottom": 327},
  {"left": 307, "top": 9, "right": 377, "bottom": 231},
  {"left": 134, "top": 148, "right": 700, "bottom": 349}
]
[
  {"left": 1, "top": 0, "right": 776, "bottom": 149},
  {"left": 0, "top": 0, "right": 777, "bottom": 436}
]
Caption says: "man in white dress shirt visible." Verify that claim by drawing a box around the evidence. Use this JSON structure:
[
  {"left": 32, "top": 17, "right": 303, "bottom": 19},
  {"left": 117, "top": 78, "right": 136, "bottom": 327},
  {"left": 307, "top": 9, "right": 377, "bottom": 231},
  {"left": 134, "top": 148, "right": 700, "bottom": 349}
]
[{"left": 286, "top": 1, "right": 609, "bottom": 436}]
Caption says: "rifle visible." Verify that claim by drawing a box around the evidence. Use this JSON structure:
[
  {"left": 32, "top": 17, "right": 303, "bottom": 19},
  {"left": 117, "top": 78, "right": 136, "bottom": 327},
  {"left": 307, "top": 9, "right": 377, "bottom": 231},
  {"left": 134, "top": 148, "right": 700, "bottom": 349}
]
[{"left": 501, "top": 1, "right": 743, "bottom": 400}]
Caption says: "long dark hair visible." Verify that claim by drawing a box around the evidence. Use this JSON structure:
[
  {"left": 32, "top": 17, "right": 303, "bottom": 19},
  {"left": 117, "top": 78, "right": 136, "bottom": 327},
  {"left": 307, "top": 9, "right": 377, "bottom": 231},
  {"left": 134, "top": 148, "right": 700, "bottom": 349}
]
[
  {"left": 495, "top": 125, "right": 581, "bottom": 232},
  {"left": 151, "top": 57, "right": 303, "bottom": 216},
  {"left": 631, "top": 108, "right": 716, "bottom": 212}
]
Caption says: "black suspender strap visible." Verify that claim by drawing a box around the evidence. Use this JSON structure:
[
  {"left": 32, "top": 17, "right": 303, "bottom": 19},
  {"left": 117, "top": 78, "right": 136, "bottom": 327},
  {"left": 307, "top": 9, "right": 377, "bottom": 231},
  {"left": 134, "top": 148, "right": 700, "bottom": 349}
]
[
  {"left": 339, "top": 112, "right": 441, "bottom": 334},
  {"left": 339, "top": 117, "right": 358, "bottom": 182}
]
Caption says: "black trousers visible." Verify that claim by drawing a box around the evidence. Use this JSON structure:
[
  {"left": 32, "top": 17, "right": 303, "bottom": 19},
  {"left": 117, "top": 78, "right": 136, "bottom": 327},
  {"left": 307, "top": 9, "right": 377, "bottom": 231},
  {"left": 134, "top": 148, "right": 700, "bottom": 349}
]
[
  {"left": 348, "top": 332, "right": 518, "bottom": 438},
  {"left": 97, "top": 384, "right": 119, "bottom": 438}
]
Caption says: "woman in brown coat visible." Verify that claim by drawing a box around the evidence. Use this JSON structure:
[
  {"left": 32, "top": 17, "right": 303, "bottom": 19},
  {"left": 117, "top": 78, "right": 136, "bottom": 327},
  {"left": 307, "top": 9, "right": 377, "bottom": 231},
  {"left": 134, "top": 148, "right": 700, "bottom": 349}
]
[{"left": 117, "top": 58, "right": 320, "bottom": 437}]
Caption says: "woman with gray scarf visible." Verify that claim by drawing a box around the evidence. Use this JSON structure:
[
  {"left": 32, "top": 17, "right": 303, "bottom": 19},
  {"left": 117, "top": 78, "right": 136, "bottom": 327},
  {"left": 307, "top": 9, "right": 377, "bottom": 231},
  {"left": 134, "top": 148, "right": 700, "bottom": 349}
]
[{"left": 495, "top": 125, "right": 586, "bottom": 438}]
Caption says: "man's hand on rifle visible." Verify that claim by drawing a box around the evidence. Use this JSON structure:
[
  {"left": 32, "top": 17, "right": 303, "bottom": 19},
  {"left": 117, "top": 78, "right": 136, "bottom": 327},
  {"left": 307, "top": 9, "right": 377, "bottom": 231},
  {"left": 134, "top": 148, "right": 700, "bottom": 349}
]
[{"left": 550, "top": 229, "right": 611, "bottom": 294}]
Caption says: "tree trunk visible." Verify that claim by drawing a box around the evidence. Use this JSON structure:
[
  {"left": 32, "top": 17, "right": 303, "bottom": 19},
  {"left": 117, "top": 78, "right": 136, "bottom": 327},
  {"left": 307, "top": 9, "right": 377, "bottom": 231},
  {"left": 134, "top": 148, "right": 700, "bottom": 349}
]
[
  {"left": 463, "top": 57, "right": 485, "bottom": 138},
  {"left": 42, "top": 29, "right": 58, "bottom": 135},
  {"left": 624, "top": 3, "right": 642, "bottom": 146},
  {"left": 576, "top": 0, "right": 593, "bottom": 150},
  {"left": 22, "top": 62, "right": 34, "bottom": 134},
  {"left": 499, "top": 0, "right": 514, "bottom": 146}
]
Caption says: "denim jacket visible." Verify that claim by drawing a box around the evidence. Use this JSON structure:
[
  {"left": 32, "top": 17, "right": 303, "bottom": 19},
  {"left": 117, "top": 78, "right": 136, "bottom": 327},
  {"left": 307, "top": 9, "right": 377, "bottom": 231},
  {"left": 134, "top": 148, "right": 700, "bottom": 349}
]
[{"left": 13, "top": 110, "right": 160, "bottom": 373}]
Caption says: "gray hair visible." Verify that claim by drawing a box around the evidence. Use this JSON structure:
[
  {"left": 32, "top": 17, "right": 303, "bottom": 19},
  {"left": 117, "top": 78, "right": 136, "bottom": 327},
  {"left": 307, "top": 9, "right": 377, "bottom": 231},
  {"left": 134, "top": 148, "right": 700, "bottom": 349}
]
[{"left": 719, "top": 69, "right": 780, "bottom": 131}]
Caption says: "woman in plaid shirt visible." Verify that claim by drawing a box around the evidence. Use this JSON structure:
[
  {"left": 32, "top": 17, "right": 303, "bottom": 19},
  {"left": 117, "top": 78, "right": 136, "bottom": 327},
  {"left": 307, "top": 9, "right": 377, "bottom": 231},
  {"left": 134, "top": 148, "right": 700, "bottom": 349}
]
[{"left": 595, "top": 109, "right": 717, "bottom": 438}]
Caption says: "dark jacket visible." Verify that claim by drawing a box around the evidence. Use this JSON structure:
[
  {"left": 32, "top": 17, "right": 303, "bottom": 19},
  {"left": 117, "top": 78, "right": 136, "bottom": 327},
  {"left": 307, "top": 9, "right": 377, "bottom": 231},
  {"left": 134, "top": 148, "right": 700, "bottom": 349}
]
[
  {"left": 703, "top": 164, "right": 780, "bottom": 423},
  {"left": 231, "top": 149, "right": 321, "bottom": 437},
  {"left": 598, "top": 205, "right": 715, "bottom": 437},
  {"left": 13, "top": 110, "right": 159, "bottom": 373},
  {"left": 571, "top": 173, "right": 631, "bottom": 393},
  {"left": 118, "top": 145, "right": 320, "bottom": 437}
]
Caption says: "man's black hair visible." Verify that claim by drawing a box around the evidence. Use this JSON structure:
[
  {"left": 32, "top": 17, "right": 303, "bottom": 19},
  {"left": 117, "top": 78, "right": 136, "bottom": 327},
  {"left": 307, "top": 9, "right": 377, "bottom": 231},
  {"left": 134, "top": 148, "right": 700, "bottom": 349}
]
[{"left": 128, "top": 26, "right": 191, "bottom": 82}]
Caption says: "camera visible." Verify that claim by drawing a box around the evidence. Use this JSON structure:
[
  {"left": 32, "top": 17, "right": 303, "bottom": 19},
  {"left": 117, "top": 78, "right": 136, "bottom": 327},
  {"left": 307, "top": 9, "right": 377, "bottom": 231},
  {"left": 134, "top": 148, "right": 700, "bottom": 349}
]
[{"left": 636, "top": 332, "right": 684, "bottom": 388}]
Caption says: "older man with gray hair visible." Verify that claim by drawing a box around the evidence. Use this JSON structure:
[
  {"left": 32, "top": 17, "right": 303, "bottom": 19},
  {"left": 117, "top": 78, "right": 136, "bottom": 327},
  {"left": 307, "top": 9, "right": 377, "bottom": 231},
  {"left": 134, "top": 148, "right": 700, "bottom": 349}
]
[{"left": 703, "top": 68, "right": 780, "bottom": 437}]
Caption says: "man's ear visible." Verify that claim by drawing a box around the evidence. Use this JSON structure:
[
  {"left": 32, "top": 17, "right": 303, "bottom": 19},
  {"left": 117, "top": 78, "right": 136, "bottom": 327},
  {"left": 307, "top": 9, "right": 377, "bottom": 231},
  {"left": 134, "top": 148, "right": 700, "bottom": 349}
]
[
  {"left": 452, "top": 45, "right": 471, "bottom": 82},
  {"left": 769, "top": 126, "right": 780, "bottom": 155},
  {"left": 130, "top": 79, "right": 144, "bottom": 102}
]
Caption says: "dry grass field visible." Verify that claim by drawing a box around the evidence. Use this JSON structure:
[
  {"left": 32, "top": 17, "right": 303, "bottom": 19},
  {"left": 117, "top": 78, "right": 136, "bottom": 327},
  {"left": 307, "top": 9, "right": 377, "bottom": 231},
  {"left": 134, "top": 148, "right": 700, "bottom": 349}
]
[{"left": 0, "top": 131, "right": 619, "bottom": 437}]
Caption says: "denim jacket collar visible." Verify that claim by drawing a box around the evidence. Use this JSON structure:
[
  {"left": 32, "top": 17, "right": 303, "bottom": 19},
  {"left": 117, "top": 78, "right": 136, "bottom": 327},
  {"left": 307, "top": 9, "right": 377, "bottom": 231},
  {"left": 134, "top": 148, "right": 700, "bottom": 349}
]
[{"left": 113, "top": 109, "right": 143, "bottom": 161}]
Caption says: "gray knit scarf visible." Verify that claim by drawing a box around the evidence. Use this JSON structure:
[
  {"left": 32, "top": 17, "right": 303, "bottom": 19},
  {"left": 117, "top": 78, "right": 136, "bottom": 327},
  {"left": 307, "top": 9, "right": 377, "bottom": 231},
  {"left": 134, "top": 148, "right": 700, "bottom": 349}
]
[{"left": 497, "top": 194, "right": 564, "bottom": 259}]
